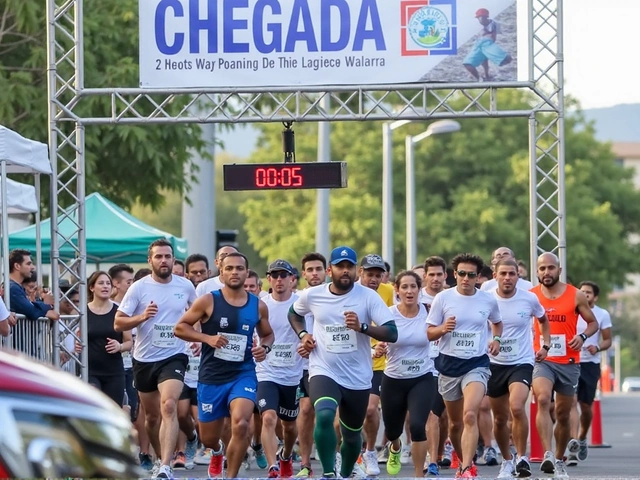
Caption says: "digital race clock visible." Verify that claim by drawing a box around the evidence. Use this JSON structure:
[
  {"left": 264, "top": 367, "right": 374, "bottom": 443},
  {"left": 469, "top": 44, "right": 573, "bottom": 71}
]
[{"left": 223, "top": 162, "right": 348, "bottom": 191}]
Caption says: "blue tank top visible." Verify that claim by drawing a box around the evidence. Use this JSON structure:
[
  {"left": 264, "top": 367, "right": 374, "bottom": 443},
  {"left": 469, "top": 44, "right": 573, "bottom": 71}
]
[{"left": 199, "top": 290, "right": 259, "bottom": 385}]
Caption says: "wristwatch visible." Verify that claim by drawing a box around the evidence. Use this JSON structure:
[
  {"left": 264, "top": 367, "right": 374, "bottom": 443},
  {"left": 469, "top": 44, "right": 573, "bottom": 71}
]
[
  {"left": 579, "top": 333, "right": 588, "bottom": 342},
  {"left": 298, "top": 330, "right": 308, "bottom": 340},
  {"left": 492, "top": 336, "right": 501, "bottom": 343},
  {"left": 542, "top": 344, "right": 551, "bottom": 351},
  {"left": 263, "top": 345, "right": 272, "bottom": 355},
  {"left": 360, "top": 323, "right": 369, "bottom": 334}
]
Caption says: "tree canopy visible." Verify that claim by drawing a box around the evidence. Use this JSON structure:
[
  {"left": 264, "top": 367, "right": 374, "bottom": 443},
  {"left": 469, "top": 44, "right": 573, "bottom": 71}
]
[
  {"left": 239, "top": 91, "right": 640, "bottom": 298},
  {"left": 0, "top": 0, "right": 204, "bottom": 209}
]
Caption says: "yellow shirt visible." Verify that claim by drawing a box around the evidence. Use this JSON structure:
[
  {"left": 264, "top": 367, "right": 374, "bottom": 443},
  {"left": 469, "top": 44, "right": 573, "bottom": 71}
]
[{"left": 372, "top": 282, "right": 394, "bottom": 371}]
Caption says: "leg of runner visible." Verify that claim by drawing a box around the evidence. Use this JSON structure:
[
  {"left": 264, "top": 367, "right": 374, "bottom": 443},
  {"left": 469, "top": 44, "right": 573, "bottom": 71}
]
[
  {"left": 532, "top": 376, "right": 556, "bottom": 472},
  {"left": 478, "top": 397, "right": 498, "bottom": 465},
  {"left": 315, "top": 401, "right": 340, "bottom": 475},
  {"left": 177, "top": 394, "right": 198, "bottom": 468},
  {"left": 252, "top": 410, "right": 267, "bottom": 468},
  {"left": 260, "top": 410, "right": 281, "bottom": 470},
  {"left": 138, "top": 392, "right": 163, "bottom": 466},
  {"left": 226, "top": 398, "right": 255, "bottom": 478},
  {"left": 296, "top": 395, "right": 315, "bottom": 477},
  {"left": 363, "top": 392, "right": 381, "bottom": 475},
  {"left": 445, "top": 399, "right": 464, "bottom": 471},
  {"left": 157, "top": 380, "right": 184, "bottom": 468},
  {"left": 460, "top": 382, "right": 485, "bottom": 471},
  {"left": 554, "top": 393, "right": 575, "bottom": 461}
]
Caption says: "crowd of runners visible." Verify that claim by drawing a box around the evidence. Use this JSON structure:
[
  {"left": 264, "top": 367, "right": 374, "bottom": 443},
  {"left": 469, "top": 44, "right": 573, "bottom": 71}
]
[{"left": 4, "top": 240, "right": 612, "bottom": 479}]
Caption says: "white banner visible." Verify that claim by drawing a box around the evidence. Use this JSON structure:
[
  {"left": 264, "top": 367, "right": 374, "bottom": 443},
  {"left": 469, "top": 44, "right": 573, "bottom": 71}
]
[{"left": 139, "top": 0, "right": 519, "bottom": 88}]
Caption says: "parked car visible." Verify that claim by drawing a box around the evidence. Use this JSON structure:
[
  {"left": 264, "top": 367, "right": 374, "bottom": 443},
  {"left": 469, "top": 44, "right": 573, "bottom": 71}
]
[
  {"left": 0, "top": 351, "right": 141, "bottom": 478},
  {"left": 621, "top": 376, "right": 640, "bottom": 393}
]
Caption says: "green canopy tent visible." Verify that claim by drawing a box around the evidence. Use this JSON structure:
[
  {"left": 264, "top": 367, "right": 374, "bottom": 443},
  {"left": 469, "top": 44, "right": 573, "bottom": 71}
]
[{"left": 9, "top": 192, "right": 188, "bottom": 263}]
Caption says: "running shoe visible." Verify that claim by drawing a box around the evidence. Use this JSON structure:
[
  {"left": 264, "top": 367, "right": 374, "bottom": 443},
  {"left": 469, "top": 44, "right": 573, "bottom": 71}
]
[
  {"left": 484, "top": 446, "right": 498, "bottom": 466},
  {"left": 515, "top": 455, "right": 532, "bottom": 477},
  {"left": 497, "top": 459, "right": 515, "bottom": 478},
  {"left": 268, "top": 465, "right": 280, "bottom": 478},
  {"left": 554, "top": 459, "right": 569, "bottom": 479},
  {"left": 253, "top": 443, "right": 268, "bottom": 469},
  {"left": 195, "top": 448, "right": 212, "bottom": 466},
  {"left": 363, "top": 450, "right": 381, "bottom": 476},
  {"left": 578, "top": 439, "right": 588, "bottom": 461},
  {"left": 139, "top": 453, "right": 154, "bottom": 471},
  {"left": 280, "top": 454, "right": 294, "bottom": 478},
  {"left": 540, "top": 451, "right": 555, "bottom": 474},
  {"left": 295, "top": 465, "right": 313, "bottom": 478},
  {"left": 208, "top": 447, "right": 224, "bottom": 478},
  {"left": 425, "top": 462, "right": 439, "bottom": 476},
  {"left": 185, "top": 433, "right": 198, "bottom": 469},
  {"left": 400, "top": 444, "right": 412, "bottom": 464},
  {"left": 172, "top": 452, "right": 186, "bottom": 469},
  {"left": 386, "top": 444, "right": 402, "bottom": 475},
  {"left": 155, "top": 464, "right": 174, "bottom": 479}
]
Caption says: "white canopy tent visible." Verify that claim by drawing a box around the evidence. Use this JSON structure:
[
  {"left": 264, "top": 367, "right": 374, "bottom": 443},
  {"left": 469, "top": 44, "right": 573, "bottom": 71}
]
[
  {"left": 0, "top": 125, "right": 52, "bottom": 308},
  {"left": 1, "top": 178, "right": 39, "bottom": 214}
]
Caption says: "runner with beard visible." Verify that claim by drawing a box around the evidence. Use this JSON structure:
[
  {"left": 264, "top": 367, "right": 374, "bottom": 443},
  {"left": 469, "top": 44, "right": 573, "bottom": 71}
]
[
  {"left": 530, "top": 253, "right": 599, "bottom": 479},
  {"left": 288, "top": 246, "right": 398, "bottom": 479},
  {"left": 115, "top": 239, "right": 198, "bottom": 479},
  {"left": 295, "top": 253, "right": 327, "bottom": 478}
]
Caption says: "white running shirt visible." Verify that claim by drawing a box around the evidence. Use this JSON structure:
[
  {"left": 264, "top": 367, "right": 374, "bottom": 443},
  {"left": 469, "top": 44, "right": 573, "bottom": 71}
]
[
  {"left": 385, "top": 304, "right": 435, "bottom": 379},
  {"left": 419, "top": 290, "right": 441, "bottom": 361},
  {"left": 481, "top": 277, "right": 533, "bottom": 292},
  {"left": 578, "top": 305, "right": 612, "bottom": 364},
  {"left": 293, "top": 283, "right": 393, "bottom": 390},
  {"left": 256, "top": 293, "right": 303, "bottom": 386},
  {"left": 118, "top": 275, "right": 197, "bottom": 363},
  {"left": 195, "top": 276, "right": 224, "bottom": 297},
  {"left": 426, "top": 288, "right": 502, "bottom": 359},
  {"left": 184, "top": 345, "right": 200, "bottom": 388},
  {"left": 490, "top": 288, "right": 545, "bottom": 366}
]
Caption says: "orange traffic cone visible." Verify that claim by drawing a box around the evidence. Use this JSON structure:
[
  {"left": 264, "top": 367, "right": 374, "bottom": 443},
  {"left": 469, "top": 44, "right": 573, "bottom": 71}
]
[
  {"left": 589, "top": 392, "right": 612, "bottom": 448},
  {"left": 530, "top": 396, "right": 543, "bottom": 462}
]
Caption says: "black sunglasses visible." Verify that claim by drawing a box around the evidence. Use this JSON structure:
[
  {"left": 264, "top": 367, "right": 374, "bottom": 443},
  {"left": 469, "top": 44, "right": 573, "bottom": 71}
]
[
  {"left": 456, "top": 270, "right": 478, "bottom": 278},
  {"left": 269, "top": 271, "right": 291, "bottom": 279}
]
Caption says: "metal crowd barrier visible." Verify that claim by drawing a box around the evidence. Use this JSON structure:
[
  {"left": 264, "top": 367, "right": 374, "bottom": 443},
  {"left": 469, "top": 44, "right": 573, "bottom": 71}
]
[{"left": 1, "top": 315, "right": 81, "bottom": 374}]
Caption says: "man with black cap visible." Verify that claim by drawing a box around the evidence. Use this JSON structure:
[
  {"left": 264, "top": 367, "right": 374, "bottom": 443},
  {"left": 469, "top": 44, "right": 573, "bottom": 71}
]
[
  {"left": 358, "top": 254, "right": 395, "bottom": 475},
  {"left": 256, "top": 259, "right": 303, "bottom": 479},
  {"left": 288, "top": 246, "right": 398, "bottom": 479}
]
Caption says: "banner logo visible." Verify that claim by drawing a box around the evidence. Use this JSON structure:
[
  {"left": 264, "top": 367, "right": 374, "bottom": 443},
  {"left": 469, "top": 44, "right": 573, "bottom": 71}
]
[{"left": 401, "top": 0, "right": 457, "bottom": 56}]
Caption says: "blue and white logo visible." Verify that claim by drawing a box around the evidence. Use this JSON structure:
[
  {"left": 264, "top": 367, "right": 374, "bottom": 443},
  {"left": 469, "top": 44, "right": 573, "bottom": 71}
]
[{"left": 408, "top": 6, "right": 450, "bottom": 49}]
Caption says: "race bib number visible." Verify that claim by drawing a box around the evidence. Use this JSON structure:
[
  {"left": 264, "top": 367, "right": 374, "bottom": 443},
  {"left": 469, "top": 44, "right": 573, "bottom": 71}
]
[
  {"left": 451, "top": 331, "right": 479, "bottom": 358},
  {"left": 400, "top": 358, "right": 425, "bottom": 376},
  {"left": 122, "top": 351, "right": 133, "bottom": 369},
  {"left": 268, "top": 343, "right": 295, "bottom": 367},
  {"left": 429, "top": 340, "right": 440, "bottom": 358},
  {"left": 187, "top": 355, "right": 200, "bottom": 374},
  {"left": 496, "top": 338, "right": 520, "bottom": 362},
  {"left": 543, "top": 334, "right": 566, "bottom": 357},
  {"left": 214, "top": 333, "right": 248, "bottom": 362},
  {"left": 324, "top": 325, "right": 357, "bottom": 353},
  {"left": 152, "top": 324, "right": 177, "bottom": 348}
]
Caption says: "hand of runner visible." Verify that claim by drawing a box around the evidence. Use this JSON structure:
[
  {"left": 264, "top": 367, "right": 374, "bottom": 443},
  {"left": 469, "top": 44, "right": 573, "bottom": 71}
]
[
  {"left": 105, "top": 337, "right": 121, "bottom": 354},
  {"left": 299, "top": 333, "right": 316, "bottom": 354},
  {"left": 373, "top": 342, "right": 387, "bottom": 358},
  {"left": 190, "top": 342, "right": 202, "bottom": 357},
  {"left": 7, "top": 312, "right": 17, "bottom": 327},
  {"left": 535, "top": 347, "right": 548, "bottom": 362},
  {"left": 488, "top": 339, "right": 500, "bottom": 356},
  {"left": 297, "top": 343, "right": 310, "bottom": 359},
  {"left": 251, "top": 344, "right": 267, "bottom": 362},
  {"left": 207, "top": 334, "right": 229, "bottom": 349},
  {"left": 568, "top": 334, "right": 584, "bottom": 351},
  {"left": 586, "top": 345, "right": 599, "bottom": 355},
  {"left": 344, "top": 311, "right": 361, "bottom": 331},
  {"left": 442, "top": 316, "right": 456, "bottom": 333},
  {"left": 144, "top": 301, "right": 158, "bottom": 320}
]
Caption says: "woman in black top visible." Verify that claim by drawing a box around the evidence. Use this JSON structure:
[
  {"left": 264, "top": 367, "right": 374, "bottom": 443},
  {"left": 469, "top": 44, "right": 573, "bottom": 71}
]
[{"left": 84, "top": 270, "right": 132, "bottom": 406}]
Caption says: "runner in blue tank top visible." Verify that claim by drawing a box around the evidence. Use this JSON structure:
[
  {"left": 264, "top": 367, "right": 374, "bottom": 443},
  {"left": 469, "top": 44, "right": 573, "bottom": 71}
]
[{"left": 175, "top": 252, "right": 274, "bottom": 479}]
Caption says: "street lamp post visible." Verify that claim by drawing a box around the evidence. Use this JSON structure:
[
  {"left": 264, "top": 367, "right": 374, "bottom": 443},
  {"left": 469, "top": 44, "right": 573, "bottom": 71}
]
[
  {"left": 405, "top": 120, "right": 461, "bottom": 269},
  {"left": 382, "top": 119, "right": 413, "bottom": 275}
]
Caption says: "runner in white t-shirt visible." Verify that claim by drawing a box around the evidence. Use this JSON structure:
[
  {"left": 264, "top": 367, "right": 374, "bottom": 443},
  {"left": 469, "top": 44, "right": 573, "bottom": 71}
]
[
  {"left": 288, "top": 246, "right": 398, "bottom": 479},
  {"left": 486, "top": 259, "right": 550, "bottom": 478},
  {"left": 255, "top": 259, "right": 302, "bottom": 479},
  {"left": 480, "top": 246, "right": 533, "bottom": 293},
  {"left": 419, "top": 256, "right": 451, "bottom": 475},
  {"left": 195, "top": 246, "right": 238, "bottom": 297},
  {"left": 0, "top": 297, "right": 15, "bottom": 337},
  {"left": 295, "top": 252, "right": 327, "bottom": 479},
  {"left": 380, "top": 270, "right": 437, "bottom": 478},
  {"left": 115, "top": 239, "right": 198, "bottom": 479},
  {"left": 427, "top": 253, "right": 503, "bottom": 479},
  {"left": 567, "top": 281, "right": 613, "bottom": 465}
]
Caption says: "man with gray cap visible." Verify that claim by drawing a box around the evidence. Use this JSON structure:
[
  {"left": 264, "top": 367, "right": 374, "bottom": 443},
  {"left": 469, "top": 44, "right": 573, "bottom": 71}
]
[
  {"left": 288, "top": 246, "right": 398, "bottom": 479},
  {"left": 358, "top": 254, "right": 395, "bottom": 475},
  {"left": 256, "top": 259, "right": 303, "bottom": 479}
]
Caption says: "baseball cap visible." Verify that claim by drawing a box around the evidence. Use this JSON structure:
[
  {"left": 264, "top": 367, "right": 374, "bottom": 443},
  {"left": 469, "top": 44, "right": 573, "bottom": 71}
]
[
  {"left": 475, "top": 8, "right": 489, "bottom": 17},
  {"left": 266, "top": 259, "right": 295, "bottom": 275},
  {"left": 330, "top": 246, "right": 357, "bottom": 265},
  {"left": 360, "top": 254, "right": 387, "bottom": 271}
]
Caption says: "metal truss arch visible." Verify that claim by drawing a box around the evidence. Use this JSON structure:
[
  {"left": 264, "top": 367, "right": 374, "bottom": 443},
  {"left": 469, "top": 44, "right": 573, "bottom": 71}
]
[{"left": 46, "top": 0, "right": 565, "bottom": 378}]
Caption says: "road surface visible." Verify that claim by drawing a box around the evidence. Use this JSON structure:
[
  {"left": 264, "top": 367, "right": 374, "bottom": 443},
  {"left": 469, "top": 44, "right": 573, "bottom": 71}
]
[{"left": 171, "top": 393, "right": 640, "bottom": 479}]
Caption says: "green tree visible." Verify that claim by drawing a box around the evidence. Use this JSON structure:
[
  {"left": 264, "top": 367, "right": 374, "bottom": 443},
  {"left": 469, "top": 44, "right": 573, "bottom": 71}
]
[
  {"left": 0, "top": 0, "right": 204, "bottom": 209},
  {"left": 239, "top": 91, "right": 640, "bottom": 298}
]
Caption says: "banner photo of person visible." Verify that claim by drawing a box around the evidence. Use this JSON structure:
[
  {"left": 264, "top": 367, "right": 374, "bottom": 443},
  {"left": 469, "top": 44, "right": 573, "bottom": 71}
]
[{"left": 139, "top": 0, "right": 520, "bottom": 88}]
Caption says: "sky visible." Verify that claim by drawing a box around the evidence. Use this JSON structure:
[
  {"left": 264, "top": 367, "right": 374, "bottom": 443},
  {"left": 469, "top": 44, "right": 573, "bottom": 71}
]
[
  {"left": 563, "top": 0, "right": 639, "bottom": 109},
  {"left": 218, "top": 0, "right": 638, "bottom": 156}
]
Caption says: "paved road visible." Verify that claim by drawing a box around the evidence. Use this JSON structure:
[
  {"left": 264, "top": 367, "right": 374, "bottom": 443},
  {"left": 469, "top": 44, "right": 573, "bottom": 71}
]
[{"left": 173, "top": 393, "right": 640, "bottom": 479}]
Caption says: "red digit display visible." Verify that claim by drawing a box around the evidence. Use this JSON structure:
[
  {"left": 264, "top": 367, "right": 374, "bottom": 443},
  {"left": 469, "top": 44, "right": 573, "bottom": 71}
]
[{"left": 224, "top": 163, "right": 347, "bottom": 191}]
